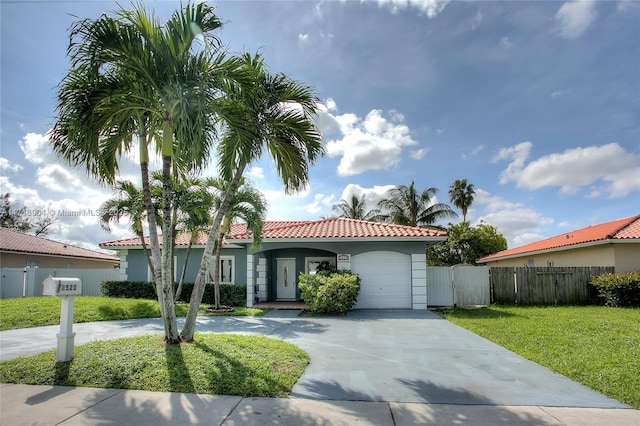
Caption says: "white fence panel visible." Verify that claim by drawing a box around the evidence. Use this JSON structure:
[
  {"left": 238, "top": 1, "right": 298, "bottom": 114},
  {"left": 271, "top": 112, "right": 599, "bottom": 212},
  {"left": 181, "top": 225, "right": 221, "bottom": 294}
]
[
  {"left": 452, "top": 265, "right": 490, "bottom": 306},
  {"left": 426, "top": 266, "right": 490, "bottom": 307},
  {"left": 426, "top": 267, "right": 453, "bottom": 306},
  {"left": 0, "top": 268, "right": 121, "bottom": 298},
  {"left": 0, "top": 269, "right": 27, "bottom": 298}
]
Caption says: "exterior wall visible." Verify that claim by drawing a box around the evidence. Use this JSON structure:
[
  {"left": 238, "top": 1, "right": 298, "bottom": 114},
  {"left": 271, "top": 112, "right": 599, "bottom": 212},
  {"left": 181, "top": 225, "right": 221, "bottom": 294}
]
[
  {"left": 613, "top": 244, "right": 640, "bottom": 273},
  {"left": 248, "top": 240, "right": 427, "bottom": 303},
  {"left": 483, "top": 243, "right": 639, "bottom": 273},
  {"left": 0, "top": 252, "right": 117, "bottom": 269},
  {"left": 122, "top": 246, "right": 248, "bottom": 282}
]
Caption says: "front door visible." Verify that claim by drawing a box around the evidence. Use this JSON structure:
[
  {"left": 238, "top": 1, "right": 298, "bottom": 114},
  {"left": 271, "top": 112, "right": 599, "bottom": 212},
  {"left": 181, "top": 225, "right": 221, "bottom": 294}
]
[{"left": 276, "top": 258, "right": 297, "bottom": 300}]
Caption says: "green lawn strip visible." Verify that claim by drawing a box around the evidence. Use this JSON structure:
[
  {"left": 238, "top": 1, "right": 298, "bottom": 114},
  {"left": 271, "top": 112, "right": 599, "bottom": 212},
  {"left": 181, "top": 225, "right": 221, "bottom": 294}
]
[
  {"left": 439, "top": 306, "right": 640, "bottom": 409},
  {"left": 0, "top": 333, "right": 308, "bottom": 397},
  {"left": 0, "top": 297, "right": 269, "bottom": 331}
]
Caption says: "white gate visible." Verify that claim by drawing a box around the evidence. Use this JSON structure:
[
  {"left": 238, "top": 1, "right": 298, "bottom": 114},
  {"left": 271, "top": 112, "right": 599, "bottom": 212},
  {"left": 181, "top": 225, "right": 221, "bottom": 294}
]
[{"left": 426, "top": 266, "right": 490, "bottom": 307}]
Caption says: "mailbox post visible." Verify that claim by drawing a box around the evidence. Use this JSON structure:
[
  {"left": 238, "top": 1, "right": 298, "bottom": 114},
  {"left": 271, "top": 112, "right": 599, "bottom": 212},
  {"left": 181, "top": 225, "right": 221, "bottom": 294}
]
[{"left": 43, "top": 276, "right": 82, "bottom": 362}]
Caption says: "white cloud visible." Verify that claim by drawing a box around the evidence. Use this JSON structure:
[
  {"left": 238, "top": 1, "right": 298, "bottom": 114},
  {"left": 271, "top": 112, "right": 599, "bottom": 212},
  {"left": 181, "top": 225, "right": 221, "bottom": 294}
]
[
  {"left": 302, "top": 193, "right": 335, "bottom": 215},
  {"left": 338, "top": 183, "right": 395, "bottom": 212},
  {"left": 555, "top": 1, "right": 597, "bottom": 38},
  {"left": 473, "top": 189, "right": 554, "bottom": 247},
  {"left": 499, "top": 36, "right": 513, "bottom": 49},
  {"left": 494, "top": 142, "right": 640, "bottom": 198},
  {"left": 36, "top": 164, "right": 84, "bottom": 192},
  {"left": 471, "top": 10, "right": 482, "bottom": 30},
  {"left": 371, "top": 0, "right": 450, "bottom": 18},
  {"left": 325, "top": 108, "right": 418, "bottom": 176},
  {"left": 0, "top": 157, "right": 23, "bottom": 172},
  {"left": 18, "top": 132, "right": 57, "bottom": 164},
  {"left": 410, "top": 148, "right": 427, "bottom": 160},
  {"left": 550, "top": 89, "right": 568, "bottom": 98},
  {"left": 298, "top": 33, "right": 309, "bottom": 42},
  {"left": 462, "top": 144, "right": 484, "bottom": 160},
  {"left": 247, "top": 166, "right": 265, "bottom": 180},
  {"left": 436, "top": 128, "right": 445, "bottom": 135}
]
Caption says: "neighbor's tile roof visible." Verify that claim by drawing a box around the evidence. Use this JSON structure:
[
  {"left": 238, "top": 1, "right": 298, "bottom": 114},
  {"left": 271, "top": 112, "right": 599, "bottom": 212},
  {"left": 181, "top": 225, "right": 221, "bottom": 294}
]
[
  {"left": 0, "top": 227, "right": 119, "bottom": 261},
  {"left": 477, "top": 214, "right": 640, "bottom": 262},
  {"left": 100, "top": 218, "right": 447, "bottom": 248}
]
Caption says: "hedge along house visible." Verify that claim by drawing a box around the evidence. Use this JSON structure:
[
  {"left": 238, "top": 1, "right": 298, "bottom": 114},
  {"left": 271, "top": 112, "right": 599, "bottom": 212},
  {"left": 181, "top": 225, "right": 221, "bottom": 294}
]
[
  {"left": 476, "top": 214, "right": 640, "bottom": 273},
  {"left": 100, "top": 217, "right": 448, "bottom": 309}
]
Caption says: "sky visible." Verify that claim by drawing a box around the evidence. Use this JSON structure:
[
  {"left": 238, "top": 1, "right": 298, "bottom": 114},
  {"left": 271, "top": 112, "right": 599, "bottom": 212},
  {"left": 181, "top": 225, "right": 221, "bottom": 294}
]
[{"left": 1, "top": 0, "right": 639, "bottom": 254}]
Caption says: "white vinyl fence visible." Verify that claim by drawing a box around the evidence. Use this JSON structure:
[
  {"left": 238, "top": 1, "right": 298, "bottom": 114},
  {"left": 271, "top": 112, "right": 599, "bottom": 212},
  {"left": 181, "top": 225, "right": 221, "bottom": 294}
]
[
  {"left": 0, "top": 267, "right": 121, "bottom": 299},
  {"left": 426, "top": 266, "right": 490, "bottom": 307}
]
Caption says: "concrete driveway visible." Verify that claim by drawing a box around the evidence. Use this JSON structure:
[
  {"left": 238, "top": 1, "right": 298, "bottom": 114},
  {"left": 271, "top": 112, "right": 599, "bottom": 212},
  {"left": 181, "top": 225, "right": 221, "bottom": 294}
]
[{"left": 0, "top": 309, "right": 627, "bottom": 408}]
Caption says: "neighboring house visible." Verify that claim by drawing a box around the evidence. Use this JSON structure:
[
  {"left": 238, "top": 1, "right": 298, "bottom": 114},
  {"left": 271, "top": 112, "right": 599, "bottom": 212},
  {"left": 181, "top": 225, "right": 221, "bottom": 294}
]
[
  {"left": 0, "top": 227, "right": 119, "bottom": 269},
  {"left": 100, "top": 217, "right": 448, "bottom": 309},
  {"left": 476, "top": 214, "right": 640, "bottom": 273}
]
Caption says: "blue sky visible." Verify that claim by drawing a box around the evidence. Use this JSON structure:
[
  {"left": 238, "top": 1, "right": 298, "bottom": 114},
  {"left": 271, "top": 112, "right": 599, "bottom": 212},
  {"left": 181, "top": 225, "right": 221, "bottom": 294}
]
[{"left": 1, "top": 0, "right": 639, "bottom": 253}]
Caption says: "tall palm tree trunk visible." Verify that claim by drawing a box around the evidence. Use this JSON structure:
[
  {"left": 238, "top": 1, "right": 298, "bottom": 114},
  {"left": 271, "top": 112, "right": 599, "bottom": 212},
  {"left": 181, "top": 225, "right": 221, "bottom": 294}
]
[
  {"left": 174, "top": 236, "right": 195, "bottom": 302},
  {"left": 181, "top": 166, "right": 245, "bottom": 341},
  {"left": 139, "top": 132, "right": 164, "bottom": 319}
]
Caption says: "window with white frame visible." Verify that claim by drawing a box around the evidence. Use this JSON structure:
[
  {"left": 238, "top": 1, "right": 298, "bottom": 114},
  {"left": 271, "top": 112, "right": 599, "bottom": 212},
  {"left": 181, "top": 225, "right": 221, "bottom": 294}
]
[
  {"left": 148, "top": 256, "right": 178, "bottom": 282},
  {"left": 207, "top": 256, "right": 235, "bottom": 284}
]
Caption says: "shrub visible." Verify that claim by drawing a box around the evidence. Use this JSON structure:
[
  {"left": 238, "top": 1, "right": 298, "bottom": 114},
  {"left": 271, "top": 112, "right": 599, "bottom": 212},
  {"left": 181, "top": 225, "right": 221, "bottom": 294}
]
[
  {"left": 299, "top": 271, "right": 360, "bottom": 314},
  {"left": 101, "top": 281, "right": 247, "bottom": 306},
  {"left": 101, "top": 281, "right": 156, "bottom": 299},
  {"left": 590, "top": 271, "right": 640, "bottom": 307}
]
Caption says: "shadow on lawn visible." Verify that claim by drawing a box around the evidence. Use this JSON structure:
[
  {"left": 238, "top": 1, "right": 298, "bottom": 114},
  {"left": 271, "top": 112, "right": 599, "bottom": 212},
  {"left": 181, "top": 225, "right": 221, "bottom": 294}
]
[{"left": 436, "top": 306, "right": 521, "bottom": 320}]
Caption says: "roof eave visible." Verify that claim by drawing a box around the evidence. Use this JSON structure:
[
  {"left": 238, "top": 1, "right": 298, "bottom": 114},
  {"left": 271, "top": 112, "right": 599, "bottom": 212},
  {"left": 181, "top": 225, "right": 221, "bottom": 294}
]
[{"left": 0, "top": 249, "right": 118, "bottom": 262}]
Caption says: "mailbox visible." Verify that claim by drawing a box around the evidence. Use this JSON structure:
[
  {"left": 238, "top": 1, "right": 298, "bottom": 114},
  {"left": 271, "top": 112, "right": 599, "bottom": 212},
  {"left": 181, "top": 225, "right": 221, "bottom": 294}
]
[{"left": 43, "top": 276, "right": 82, "bottom": 297}]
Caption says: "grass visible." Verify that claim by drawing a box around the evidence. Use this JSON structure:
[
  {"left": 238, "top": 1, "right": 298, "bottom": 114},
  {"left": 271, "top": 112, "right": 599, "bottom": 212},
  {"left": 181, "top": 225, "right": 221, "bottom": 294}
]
[
  {"left": 0, "top": 297, "right": 269, "bottom": 331},
  {"left": 438, "top": 305, "right": 640, "bottom": 409},
  {"left": 0, "top": 333, "right": 309, "bottom": 397}
]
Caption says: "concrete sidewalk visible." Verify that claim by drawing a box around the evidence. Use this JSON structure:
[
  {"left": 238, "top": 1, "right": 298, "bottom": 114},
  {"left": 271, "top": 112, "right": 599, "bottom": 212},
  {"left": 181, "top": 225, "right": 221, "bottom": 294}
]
[{"left": 1, "top": 383, "right": 639, "bottom": 425}]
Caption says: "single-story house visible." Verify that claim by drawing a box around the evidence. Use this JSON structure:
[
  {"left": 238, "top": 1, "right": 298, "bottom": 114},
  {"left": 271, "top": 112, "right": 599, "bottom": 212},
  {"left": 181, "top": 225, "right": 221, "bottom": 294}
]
[
  {"left": 476, "top": 214, "right": 640, "bottom": 273},
  {"left": 0, "top": 227, "right": 119, "bottom": 269},
  {"left": 100, "top": 217, "right": 448, "bottom": 309}
]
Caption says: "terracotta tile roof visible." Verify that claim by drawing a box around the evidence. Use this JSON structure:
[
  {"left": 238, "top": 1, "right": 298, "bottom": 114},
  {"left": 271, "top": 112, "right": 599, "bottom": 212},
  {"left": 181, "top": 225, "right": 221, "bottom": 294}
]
[
  {"left": 0, "top": 227, "right": 119, "bottom": 261},
  {"left": 230, "top": 218, "right": 448, "bottom": 240},
  {"left": 100, "top": 218, "right": 447, "bottom": 248},
  {"left": 477, "top": 214, "right": 640, "bottom": 262}
]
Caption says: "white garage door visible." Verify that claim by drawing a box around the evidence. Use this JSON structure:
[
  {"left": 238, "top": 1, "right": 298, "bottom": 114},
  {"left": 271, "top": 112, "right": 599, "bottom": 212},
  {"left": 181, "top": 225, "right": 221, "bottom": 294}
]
[{"left": 351, "top": 251, "right": 412, "bottom": 309}]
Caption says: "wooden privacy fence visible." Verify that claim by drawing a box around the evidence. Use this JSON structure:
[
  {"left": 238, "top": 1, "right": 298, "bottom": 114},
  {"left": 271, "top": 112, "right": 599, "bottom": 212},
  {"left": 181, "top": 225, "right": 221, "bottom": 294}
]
[{"left": 490, "top": 266, "right": 614, "bottom": 305}]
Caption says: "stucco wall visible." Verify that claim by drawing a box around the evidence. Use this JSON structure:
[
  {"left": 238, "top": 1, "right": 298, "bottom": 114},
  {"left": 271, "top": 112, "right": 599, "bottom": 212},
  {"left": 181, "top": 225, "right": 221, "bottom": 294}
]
[
  {"left": 483, "top": 243, "right": 639, "bottom": 273},
  {"left": 122, "top": 246, "right": 248, "bottom": 282}
]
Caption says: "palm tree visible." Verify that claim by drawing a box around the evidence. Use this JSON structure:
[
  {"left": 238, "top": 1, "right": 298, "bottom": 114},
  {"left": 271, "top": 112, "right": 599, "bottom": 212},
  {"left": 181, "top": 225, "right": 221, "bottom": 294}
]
[
  {"left": 332, "top": 195, "right": 380, "bottom": 221},
  {"left": 181, "top": 52, "right": 324, "bottom": 341},
  {"left": 377, "top": 180, "right": 458, "bottom": 228},
  {"left": 205, "top": 177, "right": 266, "bottom": 309},
  {"left": 51, "top": 3, "right": 234, "bottom": 343},
  {"left": 98, "top": 180, "right": 159, "bottom": 276},
  {"left": 448, "top": 179, "right": 475, "bottom": 223}
]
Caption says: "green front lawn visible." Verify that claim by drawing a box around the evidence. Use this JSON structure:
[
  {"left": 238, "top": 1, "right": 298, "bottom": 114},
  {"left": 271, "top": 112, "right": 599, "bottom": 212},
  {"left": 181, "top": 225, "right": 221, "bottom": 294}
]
[
  {"left": 0, "top": 333, "right": 308, "bottom": 397},
  {"left": 438, "top": 305, "right": 640, "bottom": 409},
  {"left": 0, "top": 296, "right": 269, "bottom": 331}
]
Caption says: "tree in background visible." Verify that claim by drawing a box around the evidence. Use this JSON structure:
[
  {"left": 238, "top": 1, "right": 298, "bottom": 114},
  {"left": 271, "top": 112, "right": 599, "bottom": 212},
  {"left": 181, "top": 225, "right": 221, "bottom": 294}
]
[
  {"left": 205, "top": 176, "right": 266, "bottom": 309},
  {"left": 98, "top": 181, "right": 158, "bottom": 276},
  {"left": 427, "top": 221, "right": 507, "bottom": 266},
  {"left": 0, "top": 193, "right": 57, "bottom": 236},
  {"left": 448, "top": 179, "right": 476, "bottom": 223},
  {"left": 377, "top": 180, "right": 458, "bottom": 228},
  {"left": 332, "top": 195, "right": 379, "bottom": 221}
]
